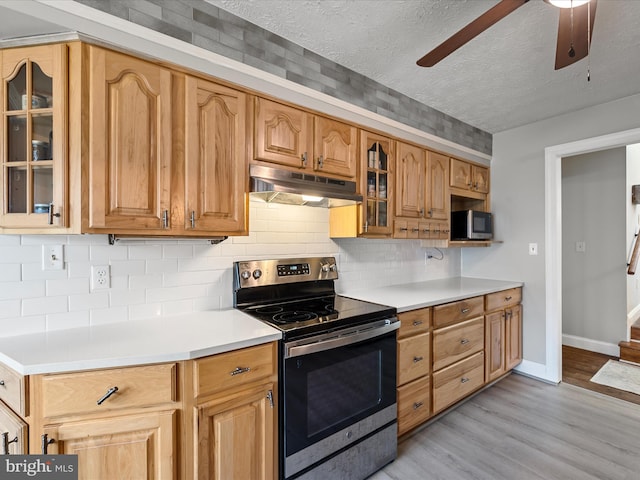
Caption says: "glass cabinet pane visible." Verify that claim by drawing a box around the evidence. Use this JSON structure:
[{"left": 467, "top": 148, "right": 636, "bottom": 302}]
[
  {"left": 7, "top": 116, "right": 27, "bottom": 162},
  {"left": 7, "top": 167, "right": 27, "bottom": 213},
  {"left": 32, "top": 115, "right": 53, "bottom": 161},
  {"left": 32, "top": 63, "right": 52, "bottom": 109},
  {"left": 7, "top": 63, "right": 26, "bottom": 111},
  {"left": 33, "top": 166, "right": 53, "bottom": 213},
  {"left": 378, "top": 201, "right": 387, "bottom": 227}
]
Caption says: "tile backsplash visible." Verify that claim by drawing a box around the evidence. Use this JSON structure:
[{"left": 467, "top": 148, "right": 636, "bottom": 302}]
[{"left": 0, "top": 200, "right": 460, "bottom": 337}]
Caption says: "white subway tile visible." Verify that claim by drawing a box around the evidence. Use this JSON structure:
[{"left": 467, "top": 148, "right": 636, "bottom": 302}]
[
  {"left": 129, "top": 274, "right": 163, "bottom": 290},
  {"left": 162, "top": 244, "right": 194, "bottom": 258},
  {"left": 0, "top": 245, "right": 41, "bottom": 263},
  {"left": 46, "top": 277, "right": 89, "bottom": 296},
  {"left": 0, "top": 300, "right": 20, "bottom": 319},
  {"left": 162, "top": 299, "right": 194, "bottom": 316},
  {"left": 22, "top": 295, "right": 68, "bottom": 316},
  {"left": 163, "top": 270, "right": 223, "bottom": 288},
  {"left": 68, "top": 261, "right": 92, "bottom": 279},
  {"left": 0, "top": 264, "right": 20, "bottom": 282},
  {"left": 109, "top": 276, "right": 129, "bottom": 290},
  {"left": 146, "top": 259, "right": 179, "bottom": 275},
  {"left": 193, "top": 296, "right": 221, "bottom": 311},
  {"left": 128, "top": 303, "right": 162, "bottom": 321},
  {"left": 69, "top": 291, "right": 109, "bottom": 311},
  {"left": 110, "top": 259, "right": 146, "bottom": 276},
  {"left": 68, "top": 234, "right": 110, "bottom": 245},
  {"left": 64, "top": 245, "right": 90, "bottom": 262},
  {"left": 146, "top": 284, "right": 208, "bottom": 303},
  {"left": 46, "top": 311, "right": 90, "bottom": 331},
  {"left": 90, "top": 306, "right": 128, "bottom": 326},
  {"left": 0, "top": 316, "right": 46, "bottom": 337},
  {"left": 90, "top": 245, "right": 128, "bottom": 262},
  {"left": 0, "top": 235, "right": 21, "bottom": 246},
  {"left": 217, "top": 242, "right": 247, "bottom": 257},
  {"left": 0, "top": 280, "right": 46, "bottom": 300},
  {"left": 128, "top": 245, "right": 162, "bottom": 260},
  {"left": 109, "top": 289, "right": 146, "bottom": 307},
  {"left": 22, "top": 263, "right": 68, "bottom": 281},
  {"left": 20, "top": 235, "right": 69, "bottom": 245}
]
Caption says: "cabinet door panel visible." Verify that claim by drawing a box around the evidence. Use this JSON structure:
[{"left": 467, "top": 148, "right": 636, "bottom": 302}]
[
  {"left": 44, "top": 410, "right": 176, "bottom": 480},
  {"left": 197, "top": 383, "right": 275, "bottom": 480},
  {"left": 450, "top": 158, "right": 471, "bottom": 190},
  {"left": 313, "top": 116, "right": 357, "bottom": 178},
  {"left": 397, "top": 332, "right": 430, "bottom": 385},
  {"left": 254, "top": 97, "right": 312, "bottom": 169},
  {"left": 426, "top": 151, "right": 449, "bottom": 220},
  {"left": 506, "top": 304, "right": 523, "bottom": 370},
  {"left": 87, "top": 46, "right": 171, "bottom": 231},
  {"left": 185, "top": 76, "right": 247, "bottom": 234},
  {"left": 472, "top": 165, "right": 490, "bottom": 193},
  {"left": 485, "top": 311, "right": 506, "bottom": 382},
  {"left": 0, "top": 401, "right": 27, "bottom": 454},
  {"left": 395, "top": 141, "right": 424, "bottom": 218}
]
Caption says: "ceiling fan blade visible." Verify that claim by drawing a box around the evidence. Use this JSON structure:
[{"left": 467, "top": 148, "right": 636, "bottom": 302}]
[
  {"left": 417, "top": 0, "right": 529, "bottom": 67},
  {"left": 554, "top": 0, "right": 597, "bottom": 70}
]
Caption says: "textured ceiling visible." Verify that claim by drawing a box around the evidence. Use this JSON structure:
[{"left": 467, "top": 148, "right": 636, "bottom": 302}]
[{"left": 207, "top": 0, "right": 640, "bottom": 134}]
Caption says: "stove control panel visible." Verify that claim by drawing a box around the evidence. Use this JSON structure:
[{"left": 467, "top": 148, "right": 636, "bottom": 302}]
[{"left": 234, "top": 257, "right": 338, "bottom": 289}]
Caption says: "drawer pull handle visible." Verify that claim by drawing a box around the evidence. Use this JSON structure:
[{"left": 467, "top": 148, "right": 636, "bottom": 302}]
[
  {"left": 97, "top": 386, "right": 119, "bottom": 405},
  {"left": 0, "top": 380, "right": 4, "bottom": 386},
  {"left": 41, "top": 434, "right": 54, "bottom": 454},
  {"left": 505, "top": 296, "right": 512, "bottom": 301},
  {"left": 460, "top": 377, "right": 470, "bottom": 384},
  {"left": 412, "top": 320, "right": 423, "bottom": 326},
  {"left": 231, "top": 366, "right": 251, "bottom": 376},
  {"left": 460, "top": 338, "right": 470, "bottom": 345},
  {"left": 461, "top": 308, "right": 470, "bottom": 314},
  {"left": 413, "top": 356, "right": 424, "bottom": 363},
  {"left": 413, "top": 401, "right": 423, "bottom": 410},
  {"left": 2, "top": 432, "right": 18, "bottom": 454}
]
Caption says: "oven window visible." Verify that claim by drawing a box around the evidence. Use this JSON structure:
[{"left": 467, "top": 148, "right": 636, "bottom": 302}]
[
  {"left": 307, "top": 350, "right": 381, "bottom": 436},
  {"left": 284, "top": 331, "right": 396, "bottom": 456}
]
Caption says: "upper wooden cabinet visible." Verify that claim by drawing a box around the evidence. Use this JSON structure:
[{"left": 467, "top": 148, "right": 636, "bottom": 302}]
[
  {"left": 85, "top": 46, "right": 172, "bottom": 232},
  {"left": 0, "top": 44, "right": 70, "bottom": 231},
  {"left": 253, "top": 97, "right": 357, "bottom": 179},
  {"left": 450, "top": 158, "right": 489, "bottom": 194},
  {"left": 84, "top": 45, "right": 248, "bottom": 237}
]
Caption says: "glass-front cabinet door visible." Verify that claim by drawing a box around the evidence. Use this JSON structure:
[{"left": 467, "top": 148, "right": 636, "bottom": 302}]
[
  {"left": 1, "top": 44, "right": 67, "bottom": 229},
  {"left": 360, "top": 131, "right": 393, "bottom": 236}
]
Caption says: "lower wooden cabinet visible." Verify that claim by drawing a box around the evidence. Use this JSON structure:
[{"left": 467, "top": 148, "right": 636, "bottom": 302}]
[
  {"left": 0, "top": 401, "right": 27, "bottom": 454},
  {"left": 432, "top": 351, "right": 484, "bottom": 413},
  {"left": 197, "top": 382, "right": 275, "bottom": 480},
  {"left": 397, "top": 376, "right": 430, "bottom": 436},
  {"left": 42, "top": 410, "right": 177, "bottom": 479}
]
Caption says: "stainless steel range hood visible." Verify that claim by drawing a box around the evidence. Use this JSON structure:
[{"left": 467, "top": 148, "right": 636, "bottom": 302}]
[{"left": 250, "top": 164, "right": 362, "bottom": 207}]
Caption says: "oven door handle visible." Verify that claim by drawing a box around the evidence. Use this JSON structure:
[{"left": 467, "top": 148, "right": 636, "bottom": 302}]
[{"left": 285, "top": 320, "right": 399, "bottom": 358}]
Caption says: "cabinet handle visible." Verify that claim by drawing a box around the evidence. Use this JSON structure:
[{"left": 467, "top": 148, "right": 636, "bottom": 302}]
[
  {"left": 41, "top": 434, "right": 54, "bottom": 454},
  {"left": 413, "top": 356, "right": 424, "bottom": 363},
  {"left": 412, "top": 228, "right": 420, "bottom": 233},
  {"left": 423, "top": 227, "right": 430, "bottom": 233},
  {"left": 400, "top": 227, "right": 408, "bottom": 232},
  {"left": 412, "top": 320, "right": 423, "bottom": 327},
  {"left": 460, "top": 338, "right": 470, "bottom": 345},
  {"left": 364, "top": 222, "right": 368, "bottom": 233},
  {"left": 47, "top": 203, "right": 61, "bottom": 225},
  {"left": 0, "top": 380, "right": 4, "bottom": 386},
  {"left": 419, "top": 208, "right": 424, "bottom": 216},
  {"left": 413, "top": 401, "right": 423, "bottom": 410},
  {"left": 461, "top": 308, "right": 470, "bottom": 314},
  {"left": 428, "top": 208, "right": 433, "bottom": 217},
  {"left": 506, "top": 310, "right": 513, "bottom": 320},
  {"left": 505, "top": 296, "right": 512, "bottom": 301},
  {"left": 230, "top": 366, "right": 251, "bottom": 376},
  {"left": 267, "top": 390, "right": 274, "bottom": 408},
  {"left": 301, "top": 152, "right": 308, "bottom": 168},
  {"left": 190, "top": 211, "right": 196, "bottom": 229},
  {"left": 2, "top": 432, "right": 18, "bottom": 454},
  {"left": 162, "top": 210, "right": 169, "bottom": 229},
  {"left": 317, "top": 155, "right": 324, "bottom": 169},
  {"left": 97, "top": 386, "right": 119, "bottom": 405},
  {"left": 460, "top": 377, "right": 470, "bottom": 384}
]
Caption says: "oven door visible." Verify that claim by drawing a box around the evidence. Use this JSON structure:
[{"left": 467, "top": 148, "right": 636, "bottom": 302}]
[{"left": 282, "top": 320, "right": 398, "bottom": 478}]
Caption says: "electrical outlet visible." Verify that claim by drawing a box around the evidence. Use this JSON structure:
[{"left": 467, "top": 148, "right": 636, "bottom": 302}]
[{"left": 91, "top": 265, "right": 111, "bottom": 290}]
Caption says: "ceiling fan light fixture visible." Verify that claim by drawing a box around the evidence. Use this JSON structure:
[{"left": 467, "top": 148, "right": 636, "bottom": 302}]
[{"left": 545, "top": 0, "right": 590, "bottom": 8}]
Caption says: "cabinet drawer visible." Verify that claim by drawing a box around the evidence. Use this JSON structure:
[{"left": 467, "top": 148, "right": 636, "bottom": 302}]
[
  {"left": 40, "top": 363, "right": 177, "bottom": 418},
  {"left": 433, "top": 317, "right": 484, "bottom": 371},
  {"left": 195, "top": 342, "right": 276, "bottom": 399},
  {"left": 433, "top": 296, "right": 484, "bottom": 328},
  {"left": 397, "top": 332, "right": 430, "bottom": 386},
  {"left": 432, "top": 351, "right": 484, "bottom": 413},
  {"left": 397, "top": 376, "right": 431, "bottom": 436},
  {"left": 485, "top": 287, "right": 522, "bottom": 312},
  {"left": 397, "top": 308, "right": 431, "bottom": 339},
  {"left": 0, "top": 362, "right": 27, "bottom": 416}
]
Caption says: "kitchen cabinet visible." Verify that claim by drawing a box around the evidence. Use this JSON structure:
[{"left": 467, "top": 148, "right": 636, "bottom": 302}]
[
  {"left": 192, "top": 341, "right": 277, "bottom": 480},
  {"left": 253, "top": 96, "right": 357, "bottom": 179},
  {"left": 396, "top": 307, "right": 431, "bottom": 436},
  {"left": 0, "top": 402, "right": 27, "bottom": 454},
  {"left": 0, "top": 43, "right": 69, "bottom": 231},
  {"left": 31, "top": 362, "right": 179, "bottom": 479},
  {"left": 85, "top": 45, "right": 248, "bottom": 237},
  {"left": 450, "top": 158, "right": 489, "bottom": 194},
  {"left": 394, "top": 142, "right": 449, "bottom": 242},
  {"left": 485, "top": 288, "right": 523, "bottom": 381}
]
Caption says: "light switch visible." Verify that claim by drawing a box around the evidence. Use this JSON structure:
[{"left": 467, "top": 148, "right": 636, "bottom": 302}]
[
  {"left": 42, "top": 245, "right": 64, "bottom": 270},
  {"left": 576, "top": 241, "right": 586, "bottom": 253},
  {"left": 528, "top": 243, "right": 538, "bottom": 256}
]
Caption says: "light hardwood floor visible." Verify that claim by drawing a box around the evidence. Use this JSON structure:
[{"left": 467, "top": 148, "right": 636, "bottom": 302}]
[{"left": 371, "top": 373, "right": 640, "bottom": 480}]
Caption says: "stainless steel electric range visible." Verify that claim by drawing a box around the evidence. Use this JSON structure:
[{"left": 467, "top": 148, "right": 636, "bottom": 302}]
[{"left": 233, "top": 257, "right": 398, "bottom": 480}]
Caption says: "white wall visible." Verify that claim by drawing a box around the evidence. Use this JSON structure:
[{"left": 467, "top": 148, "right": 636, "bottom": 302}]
[
  {"left": 561, "top": 148, "right": 626, "bottom": 353},
  {"left": 462, "top": 92, "right": 640, "bottom": 372},
  {"left": 0, "top": 199, "right": 460, "bottom": 338},
  {"left": 627, "top": 144, "right": 640, "bottom": 333}
]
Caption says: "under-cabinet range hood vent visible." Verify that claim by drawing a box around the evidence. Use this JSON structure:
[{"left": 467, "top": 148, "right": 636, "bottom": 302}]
[
  {"left": 108, "top": 235, "right": 227, "bottom": 245},
  {"left": 250, "top": 164, "right": 363, "bottom": 208}
]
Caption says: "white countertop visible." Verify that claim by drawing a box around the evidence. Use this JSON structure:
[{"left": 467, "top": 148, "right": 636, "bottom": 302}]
[
  {"left": 340, "top": 277, "right": 523, "bottom": 313},
  {"left": 0, "top": 310, "right": 281, "bottom": 375}
]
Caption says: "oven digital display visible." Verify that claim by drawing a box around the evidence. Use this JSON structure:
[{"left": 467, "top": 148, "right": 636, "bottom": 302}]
[{"left": 277, "top": 263, "right": 310, "bottom": 276}]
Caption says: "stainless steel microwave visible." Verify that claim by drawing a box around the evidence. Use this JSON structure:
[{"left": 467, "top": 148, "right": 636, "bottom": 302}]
[{"left": 451, "top": 210, "right": 492, "bottom": 240}]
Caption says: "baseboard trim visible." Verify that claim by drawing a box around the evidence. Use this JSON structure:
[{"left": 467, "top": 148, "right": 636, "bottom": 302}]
[
  {"left": 513, "top": 359, "right": 558, "bottom": 384},
  {"left": 562, "top": 334, "right": 619, "bottom": 357}
]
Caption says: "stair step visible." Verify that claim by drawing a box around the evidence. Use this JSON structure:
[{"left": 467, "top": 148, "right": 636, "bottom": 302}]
[
  {"left": 619, "top": 341, "right": 640, "bottom": 363},
  {"left": 632, "top": 318, "right": 640, "bottom": 341}
]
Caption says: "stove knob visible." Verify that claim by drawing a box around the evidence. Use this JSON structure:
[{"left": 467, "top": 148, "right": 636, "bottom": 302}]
[
  {"left": 240, "top": 270, "right": 251, "bottom": 280},
  {"left": 252, "top": 269, "right": 262, "bottom": 279},
  {"left": 321, "top": 264, "right": 330, "bottom": 273},
  {"left": 329, "top": 264, "right": 337, "bottom": 272}
]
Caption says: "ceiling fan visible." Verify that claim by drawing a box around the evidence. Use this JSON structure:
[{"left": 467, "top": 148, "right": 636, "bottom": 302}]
[{"left": 417, "top": 0, "right": 597, "bottom": 70}]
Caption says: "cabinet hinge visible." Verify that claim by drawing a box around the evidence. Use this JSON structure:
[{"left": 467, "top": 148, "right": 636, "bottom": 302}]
[{"left": 266, "top": 390, "right": 274, "bottom": 408}]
